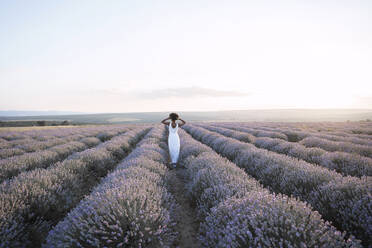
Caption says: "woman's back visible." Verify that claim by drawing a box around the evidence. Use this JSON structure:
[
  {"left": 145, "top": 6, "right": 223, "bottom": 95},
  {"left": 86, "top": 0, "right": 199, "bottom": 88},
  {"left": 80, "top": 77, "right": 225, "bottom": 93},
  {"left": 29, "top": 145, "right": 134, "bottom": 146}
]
[{"left": 169, "top": 122, "right": 179, "bottom": 133}]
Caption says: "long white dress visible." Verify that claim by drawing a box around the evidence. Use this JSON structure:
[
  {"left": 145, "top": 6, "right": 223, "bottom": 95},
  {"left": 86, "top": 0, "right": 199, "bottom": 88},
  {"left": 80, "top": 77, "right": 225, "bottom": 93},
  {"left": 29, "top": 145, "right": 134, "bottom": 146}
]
[{"left": 168, "top": 122, "right": 180, "bottom": 164}]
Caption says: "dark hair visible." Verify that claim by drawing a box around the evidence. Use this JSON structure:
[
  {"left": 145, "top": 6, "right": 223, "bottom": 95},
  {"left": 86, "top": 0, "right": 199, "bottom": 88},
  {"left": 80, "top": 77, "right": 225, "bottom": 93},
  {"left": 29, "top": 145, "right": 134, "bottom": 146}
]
[{"left": 169, "top": 112, "right": 179, "bottom": 121}]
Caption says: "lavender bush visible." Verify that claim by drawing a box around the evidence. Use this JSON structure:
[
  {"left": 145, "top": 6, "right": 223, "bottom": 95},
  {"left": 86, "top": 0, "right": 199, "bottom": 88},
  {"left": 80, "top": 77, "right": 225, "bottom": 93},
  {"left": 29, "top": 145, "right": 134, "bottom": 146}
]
[
  {"left": 300, "top": 137, "right": 372, "bottom": 158},
  {"left": 225, "top": 121, "right": 372, "bottom": 139},
  {"left": 0, "top": 138, "right": 11, "bottom": 150},
  {"left": 0, "top": 125, "right": 130, "bottom": 161},
  {"left": 44, "top": 126, "right": 178, "bottom": 248},
  {"left": 309, "top": 176, "right": 372, "bottom": 244},
  {"left": 183, "top": 124, "right": 371, "bottom": 245},
  {"left": 232, "top": 122, "right": 372, "bottom": 146},
  {"left": 0, "top": 126, "right": 135, "bottom": 182},
  {"left": 0, "top": 127, "right": 149, "bottom": 247},
  {"left": 213, "top": 123, "right": 288, "bottom": 140},
  {"left": 201, "top": 191, "right": 359, "bottom": 248},
  {"left": 0, "top": 149, "right": 64, "bottom": 182},
  {"left": 0, "top": 147, "right": 25, "bottom": 159},
  {"left": 0, "top": 140, "right": 93, "bottom": 182},
  {"left": 177, "top": 129, "right": 361, "bottom": 247},
  {"left": 1, "top": 125, "right": 132, "bottom": 151},
  {"left": 79, "top": 137, "right": 101, "bottom": 147},
  {"left": 200, "top": 124, "right": 372, "bottom": 177}
]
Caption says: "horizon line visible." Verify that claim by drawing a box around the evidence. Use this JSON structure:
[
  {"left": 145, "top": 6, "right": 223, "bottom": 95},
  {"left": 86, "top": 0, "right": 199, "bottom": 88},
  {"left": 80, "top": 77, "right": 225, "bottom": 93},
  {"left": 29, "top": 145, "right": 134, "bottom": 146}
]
[{"left": 1, "top": 108, "right": 372, "bottom": 117}]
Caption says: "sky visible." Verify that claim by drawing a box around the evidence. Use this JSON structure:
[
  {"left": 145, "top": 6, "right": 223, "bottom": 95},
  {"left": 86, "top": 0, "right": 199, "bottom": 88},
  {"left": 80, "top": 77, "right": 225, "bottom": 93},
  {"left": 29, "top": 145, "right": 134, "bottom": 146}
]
[{"left": 0, "top": 0, "right": 371, "bottom": 113}]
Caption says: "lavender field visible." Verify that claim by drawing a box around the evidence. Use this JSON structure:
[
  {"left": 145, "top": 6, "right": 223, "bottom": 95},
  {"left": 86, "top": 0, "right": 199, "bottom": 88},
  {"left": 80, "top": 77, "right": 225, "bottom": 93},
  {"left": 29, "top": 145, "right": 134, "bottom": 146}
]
[{"left": 0, "top": 122, "right": 371, "bottom": 248}]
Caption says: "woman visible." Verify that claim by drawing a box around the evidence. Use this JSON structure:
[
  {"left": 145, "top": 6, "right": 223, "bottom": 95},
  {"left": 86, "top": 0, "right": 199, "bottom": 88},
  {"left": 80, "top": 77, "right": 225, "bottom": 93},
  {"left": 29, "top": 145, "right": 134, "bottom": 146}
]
[{"left": 161, "top": 113, "right": 186, "bottom": 168}]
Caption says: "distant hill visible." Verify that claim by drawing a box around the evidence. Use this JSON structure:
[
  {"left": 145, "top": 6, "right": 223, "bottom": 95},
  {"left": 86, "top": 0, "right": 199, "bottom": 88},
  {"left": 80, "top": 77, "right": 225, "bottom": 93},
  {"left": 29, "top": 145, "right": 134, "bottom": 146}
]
[{"left": 1, "top": 109, "right": 372, "bottom": 125}]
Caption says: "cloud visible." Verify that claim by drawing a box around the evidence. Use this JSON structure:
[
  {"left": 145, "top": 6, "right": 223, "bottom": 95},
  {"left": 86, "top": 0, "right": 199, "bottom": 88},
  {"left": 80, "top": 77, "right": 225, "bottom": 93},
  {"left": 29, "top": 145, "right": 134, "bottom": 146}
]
[{"left": 136, "top": 86, "right": 251, "bottom": 99}]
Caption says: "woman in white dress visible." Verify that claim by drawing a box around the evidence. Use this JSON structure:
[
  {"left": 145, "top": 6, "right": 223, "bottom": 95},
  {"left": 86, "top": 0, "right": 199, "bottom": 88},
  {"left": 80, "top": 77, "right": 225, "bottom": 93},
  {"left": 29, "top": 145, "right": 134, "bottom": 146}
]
[{"left": 161, "top": 113, "right": 186, "bottom": 168}]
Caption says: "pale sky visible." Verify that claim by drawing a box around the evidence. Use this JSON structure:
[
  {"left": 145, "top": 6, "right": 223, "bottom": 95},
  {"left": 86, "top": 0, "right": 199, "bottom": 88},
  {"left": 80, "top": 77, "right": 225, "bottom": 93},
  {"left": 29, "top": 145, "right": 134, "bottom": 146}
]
[{"left": 1, "top": 0, "right": 371, "bottom": 113}]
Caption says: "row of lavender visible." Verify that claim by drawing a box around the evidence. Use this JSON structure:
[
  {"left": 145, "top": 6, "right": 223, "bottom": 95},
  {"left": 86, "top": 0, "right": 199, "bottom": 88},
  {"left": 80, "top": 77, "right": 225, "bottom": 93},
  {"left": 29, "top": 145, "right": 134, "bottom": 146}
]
[
  {"left": 245, "top": 122, "right": 372, "bottom": 145},
  {"left": 0, "top": 126, "right": 135, "bottom": 182},
  {"left": 44, "top": 126, "right": 179, "bottom": 247},
  {"left": 292, "top": 121, "right": 372, "bottom": 136},
  {"left": 239, "top": 123, "right": 372, "bottom": 152},
  {"left": 0, "top": 126, "right": 150, "bottom": 247},
  {"left": 199, "top": 124, "right": 372, "bottom": 177},
  {"left": 0, "top": 127, "right": 82, "bottom": 142},
  {"left": 0, "top": 138, "right": 100, "bottom": 182},
  {"left": 0, "top": 133, "right": 88, "bottom": 158},
  {"left": 212, "top": 121, "right": 372, "bottom": 145},
  {"left": 0, "top": 125, "right": 137, "bottom": 158},
  {"left": 0, "top": 125, "right": 136, "bottom": 142},
  {"left": 231, "top": 121, "right": 372, "bottom": 137},
  {"left": 212, "top": 123, "right": 372, "bottom": 158},
  {"left": 176, "top": 129, "right": 361, "bottom": 247},
  {"left": 183, "top": 124, "right": 371, "bottom": 245}
]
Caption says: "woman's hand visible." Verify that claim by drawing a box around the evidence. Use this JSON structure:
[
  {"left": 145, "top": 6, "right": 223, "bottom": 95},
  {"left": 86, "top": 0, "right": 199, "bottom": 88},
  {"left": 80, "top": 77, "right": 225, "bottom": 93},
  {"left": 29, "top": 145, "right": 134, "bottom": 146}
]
[
  {"left": 161, "top": 117, "right": 171, "bottom": 125},
  {"left": 178, "top": 117, "right": 186, "bottom": 127}
]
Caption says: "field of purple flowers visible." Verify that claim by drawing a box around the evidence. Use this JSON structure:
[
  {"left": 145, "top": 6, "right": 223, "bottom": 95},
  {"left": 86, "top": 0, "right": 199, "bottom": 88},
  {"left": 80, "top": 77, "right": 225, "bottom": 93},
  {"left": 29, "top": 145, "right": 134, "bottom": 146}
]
[{"left": 0, "top": 122, "right": 371, "bottom": 247}]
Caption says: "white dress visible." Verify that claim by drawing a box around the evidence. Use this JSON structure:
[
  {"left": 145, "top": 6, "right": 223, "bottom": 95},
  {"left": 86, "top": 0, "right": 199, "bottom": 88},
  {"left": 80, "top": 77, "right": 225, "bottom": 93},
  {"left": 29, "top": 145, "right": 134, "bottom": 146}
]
[{"left": 168, "top": 122, "right": 180, "bottom": 164}]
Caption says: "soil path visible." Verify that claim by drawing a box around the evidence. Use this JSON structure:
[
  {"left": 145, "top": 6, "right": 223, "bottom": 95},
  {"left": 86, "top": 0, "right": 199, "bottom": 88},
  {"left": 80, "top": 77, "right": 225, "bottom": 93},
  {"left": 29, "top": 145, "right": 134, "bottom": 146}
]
[{"left": 166, "top": 167, "right": 200, "bottom": 248}]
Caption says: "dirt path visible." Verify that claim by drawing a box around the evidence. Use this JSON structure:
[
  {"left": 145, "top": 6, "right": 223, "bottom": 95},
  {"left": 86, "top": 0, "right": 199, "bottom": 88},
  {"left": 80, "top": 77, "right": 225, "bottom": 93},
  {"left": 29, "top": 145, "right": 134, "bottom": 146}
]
[{"left": 166, "top": 168, "right": 200, "bottom": 248}]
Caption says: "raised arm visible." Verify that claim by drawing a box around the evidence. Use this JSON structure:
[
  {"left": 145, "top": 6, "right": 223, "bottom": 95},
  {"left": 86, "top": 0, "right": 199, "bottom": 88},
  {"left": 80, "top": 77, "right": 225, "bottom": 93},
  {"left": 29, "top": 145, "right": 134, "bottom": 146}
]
[
  {"left": 178, "top": 118, "right": 186, "bottom": 127},
  {"left": 161, "top": 117, "right": 171, "bottom": 125}
]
